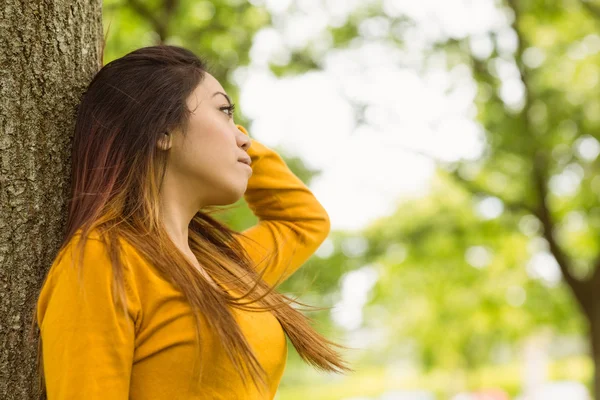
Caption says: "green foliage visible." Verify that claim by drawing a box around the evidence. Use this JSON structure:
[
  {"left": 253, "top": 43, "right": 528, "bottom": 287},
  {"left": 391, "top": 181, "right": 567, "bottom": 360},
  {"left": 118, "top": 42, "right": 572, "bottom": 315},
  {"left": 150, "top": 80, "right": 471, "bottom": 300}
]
[
  {"left": 361, "top": 174, "right": 584, "bottom": 371},
  {"left": 448, "top": 0, "right": 600, "bottom": 268}
]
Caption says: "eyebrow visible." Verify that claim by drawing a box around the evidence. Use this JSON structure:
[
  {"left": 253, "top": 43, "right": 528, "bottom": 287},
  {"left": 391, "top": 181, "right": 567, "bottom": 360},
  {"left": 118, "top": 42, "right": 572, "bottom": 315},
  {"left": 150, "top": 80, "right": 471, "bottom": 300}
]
[{"left": 212, "top": 91, "right": 232, "bottom": 105}]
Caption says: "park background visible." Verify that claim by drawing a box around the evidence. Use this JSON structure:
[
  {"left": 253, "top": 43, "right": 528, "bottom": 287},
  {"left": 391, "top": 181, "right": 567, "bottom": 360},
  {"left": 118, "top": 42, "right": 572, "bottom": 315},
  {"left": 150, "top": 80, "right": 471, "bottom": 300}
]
[{"left": 100, "top": 0, "right": 600, "bottom": 399}]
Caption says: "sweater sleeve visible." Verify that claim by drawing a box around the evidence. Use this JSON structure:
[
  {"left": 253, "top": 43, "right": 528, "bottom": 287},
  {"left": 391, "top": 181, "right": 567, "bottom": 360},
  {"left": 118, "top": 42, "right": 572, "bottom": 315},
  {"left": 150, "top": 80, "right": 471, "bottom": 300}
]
[
  {"left": 235, "top": 124, "right": 331, "bottom": 287},
  {"left": 36, "top": 236, "right": 140, "bottom": 399}
]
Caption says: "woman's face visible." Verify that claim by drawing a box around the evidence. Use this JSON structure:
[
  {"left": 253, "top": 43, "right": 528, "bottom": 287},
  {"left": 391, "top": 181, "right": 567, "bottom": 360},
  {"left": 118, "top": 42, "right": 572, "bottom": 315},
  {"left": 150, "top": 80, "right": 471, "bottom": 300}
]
[{"left": 160, "top": 72, "right": 252, "bottom": 208}]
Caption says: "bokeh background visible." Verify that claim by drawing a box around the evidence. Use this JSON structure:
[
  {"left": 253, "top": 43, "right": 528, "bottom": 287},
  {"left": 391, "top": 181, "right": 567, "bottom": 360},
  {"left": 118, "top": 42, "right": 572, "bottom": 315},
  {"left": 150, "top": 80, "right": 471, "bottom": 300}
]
[{"left": 102, "top": 0, "right": 600, "bottom": 399}]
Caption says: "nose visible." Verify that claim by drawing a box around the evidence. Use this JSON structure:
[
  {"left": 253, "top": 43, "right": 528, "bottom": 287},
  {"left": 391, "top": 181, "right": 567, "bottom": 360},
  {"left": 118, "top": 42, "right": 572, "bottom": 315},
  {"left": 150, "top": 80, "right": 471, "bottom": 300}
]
[{"left": 237, "top": 130, "right": 251, "bottom": 151}]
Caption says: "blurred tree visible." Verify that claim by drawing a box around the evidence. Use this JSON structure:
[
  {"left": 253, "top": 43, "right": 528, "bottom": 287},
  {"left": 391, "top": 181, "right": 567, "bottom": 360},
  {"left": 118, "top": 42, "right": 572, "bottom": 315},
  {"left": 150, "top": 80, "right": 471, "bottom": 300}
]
[
  {"left": 360, "top": 173, "right": 584, "bottom": 387},
  {"left": 415, "top": 0, "right": 600, "bottom": 396}
]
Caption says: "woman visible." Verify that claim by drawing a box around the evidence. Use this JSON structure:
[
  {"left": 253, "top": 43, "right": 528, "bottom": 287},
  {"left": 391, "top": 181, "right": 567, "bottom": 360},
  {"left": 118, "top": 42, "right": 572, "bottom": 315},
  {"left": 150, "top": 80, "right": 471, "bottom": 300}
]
[{"left": 32, "top": 45, "right": 353, "bottom": 399}]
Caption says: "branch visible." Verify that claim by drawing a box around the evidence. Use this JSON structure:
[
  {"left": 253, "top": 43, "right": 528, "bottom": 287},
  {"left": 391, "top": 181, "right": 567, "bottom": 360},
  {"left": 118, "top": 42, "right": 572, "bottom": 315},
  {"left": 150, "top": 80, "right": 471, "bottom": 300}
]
[
  {"left": 126, "top": 0, "right": 163, "bottom": 40},
  {"left": 580, "top": 0, "right": 600, "bottom": 20},
  {"left": 531, "top": 153, "right": 598, "bottom": 317},
  {"left": 448, "top": 170, "right": 538, "bottom": 216},
  {"left": 532, "top": 152, "right": 585, "bottom": 290},
  {"left": 126, "top": 0, "right": 180, "bottom": 43},
  {"left": 504, "top": 0, "right": 595, "bottom": 312},
  {"left": 368, "top": 124, "right": 537, "bottom": 217}
]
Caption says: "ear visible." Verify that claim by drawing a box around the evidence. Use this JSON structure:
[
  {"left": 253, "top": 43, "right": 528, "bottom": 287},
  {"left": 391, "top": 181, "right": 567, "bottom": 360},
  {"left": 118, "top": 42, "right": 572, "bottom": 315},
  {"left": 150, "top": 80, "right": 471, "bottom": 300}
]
[{"left": 156, "top": 132, "right": 172, "bottom": 151}]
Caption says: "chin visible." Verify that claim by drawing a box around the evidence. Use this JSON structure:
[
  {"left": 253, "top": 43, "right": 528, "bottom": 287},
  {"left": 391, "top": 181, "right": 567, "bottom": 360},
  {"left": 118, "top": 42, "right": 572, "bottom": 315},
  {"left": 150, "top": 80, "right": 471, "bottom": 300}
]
[{"left": 219, "top": 186, "right": 248, "bottom": 206}]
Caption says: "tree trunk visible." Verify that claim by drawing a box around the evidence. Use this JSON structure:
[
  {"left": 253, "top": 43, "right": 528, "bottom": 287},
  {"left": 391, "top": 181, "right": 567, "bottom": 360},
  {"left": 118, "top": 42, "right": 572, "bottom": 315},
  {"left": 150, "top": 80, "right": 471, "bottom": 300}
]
[{"left": 0, "top": 1, "right": 102, "bottom": 398}]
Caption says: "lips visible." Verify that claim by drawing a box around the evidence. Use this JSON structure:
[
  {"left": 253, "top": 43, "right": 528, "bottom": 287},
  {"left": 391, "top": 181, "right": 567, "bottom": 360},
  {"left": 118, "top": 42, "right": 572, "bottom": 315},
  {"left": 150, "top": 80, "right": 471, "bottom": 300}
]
[{"left": 238, "top": 157, "right": 251, "bottom": 166}]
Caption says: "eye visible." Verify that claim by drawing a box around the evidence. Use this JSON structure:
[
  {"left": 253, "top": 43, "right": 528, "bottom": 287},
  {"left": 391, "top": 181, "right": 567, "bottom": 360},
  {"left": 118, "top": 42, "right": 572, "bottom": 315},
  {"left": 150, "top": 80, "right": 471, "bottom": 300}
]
[{"left": 219, "top": 103, "right": 236, "bottom": 118}]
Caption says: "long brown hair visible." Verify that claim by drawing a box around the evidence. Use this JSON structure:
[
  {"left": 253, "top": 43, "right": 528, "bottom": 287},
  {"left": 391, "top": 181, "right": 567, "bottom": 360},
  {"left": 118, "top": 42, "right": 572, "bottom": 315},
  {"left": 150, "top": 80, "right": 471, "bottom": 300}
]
[{"left": 29, "top": 45, "right": 354, "bottom": 398}]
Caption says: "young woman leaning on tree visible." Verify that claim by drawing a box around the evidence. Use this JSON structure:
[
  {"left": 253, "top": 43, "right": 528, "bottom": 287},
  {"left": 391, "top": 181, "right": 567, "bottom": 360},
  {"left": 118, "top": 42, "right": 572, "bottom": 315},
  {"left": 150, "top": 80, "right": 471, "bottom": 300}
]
[{"left": 31, "top": 45, "right": 353, "bottom": 400}]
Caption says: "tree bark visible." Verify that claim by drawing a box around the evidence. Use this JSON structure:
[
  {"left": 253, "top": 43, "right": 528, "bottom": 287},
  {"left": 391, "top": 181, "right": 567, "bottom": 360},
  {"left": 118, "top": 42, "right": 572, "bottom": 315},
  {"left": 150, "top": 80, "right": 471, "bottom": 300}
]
[{"left": 0, "top": 1, "right": 102, "bottom": 398}]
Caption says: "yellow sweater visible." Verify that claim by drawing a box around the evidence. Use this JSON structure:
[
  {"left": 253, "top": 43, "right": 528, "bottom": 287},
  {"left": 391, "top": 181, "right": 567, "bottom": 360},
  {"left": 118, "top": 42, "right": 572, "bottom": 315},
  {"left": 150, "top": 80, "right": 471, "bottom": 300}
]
[{"left": 36, "top": 124, "right": 331, "bottom": 399}]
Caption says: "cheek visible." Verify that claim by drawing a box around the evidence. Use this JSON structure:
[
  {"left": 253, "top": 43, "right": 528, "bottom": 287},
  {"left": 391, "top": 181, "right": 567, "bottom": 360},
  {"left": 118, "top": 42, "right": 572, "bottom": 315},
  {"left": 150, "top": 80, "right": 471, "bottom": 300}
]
[{"left": 175, "top": 134, "right": 233, "bottom": 177}]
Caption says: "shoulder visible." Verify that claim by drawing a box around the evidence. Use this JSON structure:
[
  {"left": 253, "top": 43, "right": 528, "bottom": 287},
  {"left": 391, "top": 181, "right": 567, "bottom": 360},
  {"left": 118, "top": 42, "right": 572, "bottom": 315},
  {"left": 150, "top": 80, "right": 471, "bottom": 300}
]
[
  {"left": 46, "top": 230, "right": 108, "bottom": 280},
  {"left": 56, "top": 228, "right": 141, "bottom": 270},
  {"left": 37, "top": 229, "right": 143, "bottom": 331},
  {"left": 40, "top": 228, "right": 148, "bottom": 306}
]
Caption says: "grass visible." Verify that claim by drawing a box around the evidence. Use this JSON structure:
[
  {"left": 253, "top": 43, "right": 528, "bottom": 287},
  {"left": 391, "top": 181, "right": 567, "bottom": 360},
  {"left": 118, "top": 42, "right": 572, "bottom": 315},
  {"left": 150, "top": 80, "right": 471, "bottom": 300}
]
[{"left": 275, "top": 356, "right": 593, "bottom": 400}]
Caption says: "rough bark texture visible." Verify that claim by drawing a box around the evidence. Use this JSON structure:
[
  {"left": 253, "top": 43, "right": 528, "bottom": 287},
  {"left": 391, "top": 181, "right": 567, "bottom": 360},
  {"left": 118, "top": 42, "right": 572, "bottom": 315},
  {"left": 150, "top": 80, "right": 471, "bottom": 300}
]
[{"left": 0, "top": 1, "right": 102, "bottom": 398}]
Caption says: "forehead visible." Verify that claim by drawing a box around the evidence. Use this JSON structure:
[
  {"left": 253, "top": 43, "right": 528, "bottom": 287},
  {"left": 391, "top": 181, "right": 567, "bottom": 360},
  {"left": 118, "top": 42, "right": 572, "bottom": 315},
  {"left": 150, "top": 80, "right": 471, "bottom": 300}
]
[
  {"left": 198, "top": 73, "right": 226, "bottom": 98},
  {"left": 186, "top": 73, "right": 226, "bottom": 110}
]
